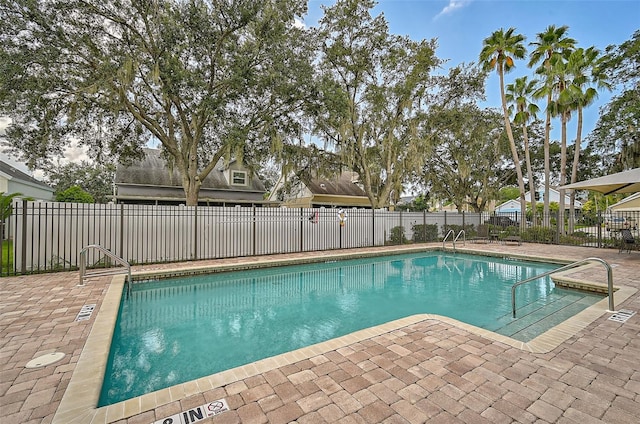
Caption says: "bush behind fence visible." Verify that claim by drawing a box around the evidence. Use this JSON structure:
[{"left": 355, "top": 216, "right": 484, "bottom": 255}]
[{"left": 1, "top": 200, "right": 636, "bottom": 276}]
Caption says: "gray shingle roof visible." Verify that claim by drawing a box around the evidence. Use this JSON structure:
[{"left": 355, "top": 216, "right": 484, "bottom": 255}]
[
  {"left": 306, "top": 172, "right": 367, "bottom": 197},
  {"left": 115, "top": 148, "right": 265, "bottom": 192},
  {"left": 0, "top": 160, "right": 52, "bottom": 191}
]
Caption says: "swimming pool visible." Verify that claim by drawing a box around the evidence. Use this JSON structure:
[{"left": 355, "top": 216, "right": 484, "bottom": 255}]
[{"left": 99, "top": 252, "right": 603, "bottom": 406}]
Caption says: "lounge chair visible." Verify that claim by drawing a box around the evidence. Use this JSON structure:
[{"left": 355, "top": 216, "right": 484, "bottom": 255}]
[
  {"left": 619, "top": 228, "right": 636, "bottom": 253},
  {"left": 473, "top": 224, "right": 490, "bottom": 243},
  {"left": 502, "top": 235, "right": 522, "bottom": 246}
]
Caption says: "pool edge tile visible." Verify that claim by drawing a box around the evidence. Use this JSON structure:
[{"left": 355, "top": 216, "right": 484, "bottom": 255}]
[{"left": 51, "top": 275, "right": 125, "bottom": 424}]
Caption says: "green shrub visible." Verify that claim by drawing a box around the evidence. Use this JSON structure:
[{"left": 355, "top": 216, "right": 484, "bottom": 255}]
[
  {"left": 572, "top": 230, "right": 591, "bottom": 238},
  {"left": 521, "top": 226, "right": 556, "bottom": 244},
  {"left": 389, "top": 226, "right": 408, "bottom": 244},
  {"left": 56, "top": 185, "right": 94, "bottom": 203},
  {"left": 559, "top": 231, "right": 594, "bottom": 246},
  {"left": 502, "top": 225, "right": 520, "bottom": 236},
  {"left": 558, "top": 234, "right": 583, "bottom": 246},
  {"left": 412, "top": 224, "right": 439, "bottom": 242},
  {"left": 442, "top": 224, "right": 474, "bottom": 239}
]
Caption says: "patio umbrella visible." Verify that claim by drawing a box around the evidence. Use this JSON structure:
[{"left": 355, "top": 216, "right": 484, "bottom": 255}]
[{"left": 560, "top": 168, "right": 640, "bottom": 195}]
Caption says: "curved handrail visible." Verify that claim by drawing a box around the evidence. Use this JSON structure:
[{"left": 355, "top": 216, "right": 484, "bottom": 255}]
[
  {"left": 442, "top": 229, "right": 466, "bottom": 250},
  {"left": 442, "top": 230, "right": 455, "bottom": 249},
  {"left": 454, "top": 230, "right": 466, "bottom": 246},
  {"left": 79, "top": 244, "right": 131, "bottom": 296},
  {"left": 511, "top": 257, "right": 614, "bottom": 318}
]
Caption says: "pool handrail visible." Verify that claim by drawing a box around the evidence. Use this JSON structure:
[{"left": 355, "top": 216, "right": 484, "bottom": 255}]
[
  {"left": 442, "top": 230, "right": 455, "bottom": 249},
  {"left": 443, "top": 230, "right": 465, "bottom": 250},
  {"left": 511, "top": 257, "right": 614, "bottom": 318},
  {"left": 79, "top": 244, "right": 132, "bottom": 297},
  {"left": 454, "top": 230, "right": 465, "bottom": 247}
]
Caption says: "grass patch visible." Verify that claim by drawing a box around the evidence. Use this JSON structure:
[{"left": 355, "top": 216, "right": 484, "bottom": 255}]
[{"left": 1, "top": 239, "right": 14, "bottom": 274}]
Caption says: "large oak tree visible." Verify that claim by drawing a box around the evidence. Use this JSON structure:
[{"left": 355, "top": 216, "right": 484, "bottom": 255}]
[
  {"left": 589, "top": 30, "right": 640, "bottom": 171},
  {"left": 312, "top": 0, "right": 442, "bottom": 209},
  {"left": 0, "top": 0, "right": 314, "bottom": 205},
  {"left": 421, "top": 105, "right": 506, "bottom": 212}
]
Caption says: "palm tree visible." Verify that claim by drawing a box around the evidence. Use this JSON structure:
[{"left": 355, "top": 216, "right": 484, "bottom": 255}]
[
  {"left": 563, "top": 47, "right": 610, "bottom": 232},
  {"left": 506, "top": 76, "right": 540, "bottom": 225},
  {"left": 529, "top": 25, "right": 576, "bottom": 227},
  {"left": 1, "top": 192, "right": 23, "bottom": 223},
  {"left": 480, "top": 28, "right": 528, "bottom": 229},
  {"left": 1, "top": 192, "right": 24, "bottom": 240},
  {"left": 548, "top": 53, "right": 573, "bottom": 235}
]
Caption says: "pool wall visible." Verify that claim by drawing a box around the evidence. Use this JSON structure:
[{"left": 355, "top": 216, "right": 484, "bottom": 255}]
[{"left": 51, "top": 246, "right": 637, "bottom": 424}]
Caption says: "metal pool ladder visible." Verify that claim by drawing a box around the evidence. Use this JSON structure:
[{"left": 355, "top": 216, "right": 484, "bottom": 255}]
[
  {"left": 511, "top": 257, "right": 615, "bottom": 318},
  {"left": 443, "top": 230, "right": 466, "bottom": 250},
  {"left": 79, "top": 244, "right": 132, "bottom": 297}
]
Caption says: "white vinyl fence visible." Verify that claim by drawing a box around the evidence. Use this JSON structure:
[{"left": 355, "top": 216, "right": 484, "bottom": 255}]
[{"left": 1, "top": 201, "right": 485, "bottom": 274}]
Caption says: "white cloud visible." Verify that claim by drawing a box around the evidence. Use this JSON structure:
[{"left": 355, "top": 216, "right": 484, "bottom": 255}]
[
  {"left": 434, "top": 0, "right": 471, "bottom": 20},
  {"left": 293, "top": 17, "right": 306, "bottom": 29},
  {"left": 1, "top": 119, "right": 89, "bottom": 180},
  {"left": 62, "top": 140, "right": 90, "bottom": 164},
  {"left": 0, "top": 151, "right": 33, "bottom": 175},
  {"left": 0, "top": 116, "right": 10, "bottom": 136}
]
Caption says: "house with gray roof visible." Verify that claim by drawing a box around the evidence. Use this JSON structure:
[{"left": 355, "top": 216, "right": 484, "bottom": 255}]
[
  {"left": 495, "top": 186, "right": 583, "bottom": 213},
  {"left": 0, "top": 159, "right": 54, "bottom": 201},
  {"left": 268, "top": 171, "right": 371, "bottom": 208},
  {"left": 114, "top": 148, "right": 269, "bottom": 205}
]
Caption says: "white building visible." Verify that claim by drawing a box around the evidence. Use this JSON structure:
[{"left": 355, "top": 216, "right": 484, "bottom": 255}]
[
  {"left": 0, "top": 160, "right": 54, "bottom": 201},
  {"left": 608, "top": 192, "right": 640, "bottom": 213},
  {"left": 495, "top": 186, "right": 582, "bottom": 214}
]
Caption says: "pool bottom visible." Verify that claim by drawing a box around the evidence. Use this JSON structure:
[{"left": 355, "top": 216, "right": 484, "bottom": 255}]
[
  {"left": 50, "top": 247, "right": 636, "bottom": 424},
  {"left": 100, "top": 252, "right": 602, "bottom": 406}
]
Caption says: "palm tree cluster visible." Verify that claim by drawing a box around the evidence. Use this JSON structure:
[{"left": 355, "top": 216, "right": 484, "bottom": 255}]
[{"left": 480, "top": 25, "right": 609, "bottom": 233}]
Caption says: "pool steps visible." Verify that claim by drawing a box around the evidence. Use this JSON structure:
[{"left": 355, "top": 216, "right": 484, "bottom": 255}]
[{"left": 493, "top": 291, "right": 602, "bottom": 341}]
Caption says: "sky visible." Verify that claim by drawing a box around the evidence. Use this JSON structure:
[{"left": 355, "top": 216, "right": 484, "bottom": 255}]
[
  {"left": 2, "top": 0, "right": 639, "bottom": 176},
  {"left": 304, "top": 0, "right": 639, "bottom": 143}
]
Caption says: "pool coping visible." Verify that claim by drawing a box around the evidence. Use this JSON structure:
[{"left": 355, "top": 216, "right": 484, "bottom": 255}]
[{"left": 51, "top": 248, "right": 637, "bottom": 424}]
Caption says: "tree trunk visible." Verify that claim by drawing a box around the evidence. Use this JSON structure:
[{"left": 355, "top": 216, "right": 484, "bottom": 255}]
[
  {"left": 558, "top": 111, "right": 568, "bottom": 235},
  {"left": 568, "top": 107, "right": 583, "bottom": 233},
  {"left": 182, "top": 151, "right": 201, "bottom": 206},
  {"left": 185, "top": 180, "right": 200, "bottom": 205},
  {"left": 522, "top": 123, "right": 536, "bottom": 225},
  {"left": 499, "top": 68, "right": 527, "bottom": 231},
  {"left": 543, "top": 93, "right": 552, "bottom": 227}
]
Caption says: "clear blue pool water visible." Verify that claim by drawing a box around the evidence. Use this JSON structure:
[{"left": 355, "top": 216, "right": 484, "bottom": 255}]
[{"left": 99, "top": 252, "right": 603, "bottom": 406}]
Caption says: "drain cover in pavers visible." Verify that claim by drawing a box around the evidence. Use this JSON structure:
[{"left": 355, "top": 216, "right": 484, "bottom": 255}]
[
  {"left": 25, "top": 352, "right": 65, "bottom": 368},
  {"left": 608, "top": 309, "right": 636, "bottom": 323}
]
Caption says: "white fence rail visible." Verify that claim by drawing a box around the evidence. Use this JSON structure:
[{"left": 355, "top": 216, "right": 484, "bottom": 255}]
[
  {"left": 2, "top": 201, "right": 485, "bottom": 274},
  {"left": 3, "top": 200, "right": 632, "bottom": 276}
]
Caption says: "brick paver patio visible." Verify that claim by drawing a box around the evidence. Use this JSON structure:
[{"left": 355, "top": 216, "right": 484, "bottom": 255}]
[{"left": 1, "top": 243, "right": 638, "bottom": 423}]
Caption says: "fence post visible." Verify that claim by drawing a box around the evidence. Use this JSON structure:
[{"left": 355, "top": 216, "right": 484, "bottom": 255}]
[
  {"left": 20, "top": 199, "right": 27, "bottom": 273},
  {"left": 399, "top": 210, "right": 403, "bottom": 245},
  {"left": 444, "top": 211, "right": 447, "bottom": 238},
  {"left": 371, "top": 208, "right": 375, "bottom": 247},
  {"left": 423, "top": 209, "right": 426, "bottom": 242},
  {"left": 597, "top": 210, "right": 602, "bottom": 248},
  {"left": 119, "top": 203, "right": 124, "bottom": 259},
  {"left": 193, "top": 204, "right": 198, "bottom": 261},
  {"left": 300, "top": 208, "right": 303, "bottom": 252},
  {"left": 253, "top": 206, "right": 257, "bottom": 256}
]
